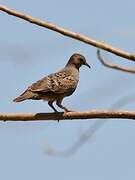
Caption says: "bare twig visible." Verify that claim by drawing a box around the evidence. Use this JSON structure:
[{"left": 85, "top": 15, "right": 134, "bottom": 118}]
[
  {"left": 43, "top": 120, "right": 106, "bottom": 157},
  {"left": 43, "top": 94, "right": 135, "bottom": 156},
  {"left": 0, "top": 110, "right": 135, "bottom": 121},
  {"left": 0, "top": 5, "right": 135, "bottom": 61},
  {"left": 97, "top": 49, "right": 135, "bottom": 74}
]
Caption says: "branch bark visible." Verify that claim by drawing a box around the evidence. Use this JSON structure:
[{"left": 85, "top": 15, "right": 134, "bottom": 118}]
[
  {"left": 0, "top": 110, "right": 135, "bottom": 121},
  {"left": 97, "top": 49, "right": 135, "bottom": 74},
  {"left": 0, "top": 5, "right": 135, "bottom": 61}
]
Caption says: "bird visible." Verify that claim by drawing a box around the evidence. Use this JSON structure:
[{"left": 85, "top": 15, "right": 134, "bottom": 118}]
[{"left": 13, "top": 53, "right": 91, "bottom": 112}]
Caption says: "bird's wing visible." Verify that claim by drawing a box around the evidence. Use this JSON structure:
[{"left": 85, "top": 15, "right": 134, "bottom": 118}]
[
  {"left": 29, "top": 71, "right": 78, "bottom": 94},
  {"left": 28, "top": 76, "right": 50, "bottom": 93},
  {"left": 48, "top": 71, "right": 78, "bottom": 94}
]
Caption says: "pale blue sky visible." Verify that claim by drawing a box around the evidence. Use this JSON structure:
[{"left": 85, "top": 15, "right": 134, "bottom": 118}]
[{"left": 0, "top": 0, "right": 135, "bottom": 179}]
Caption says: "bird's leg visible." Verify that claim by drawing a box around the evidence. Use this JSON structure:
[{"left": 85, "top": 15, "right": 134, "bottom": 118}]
[
  {"left": 48, "top": 101, "right": 60, "bottom": 122},
  {"left": 56, "top": 99, "right": 72, "bottom": 112},
  {"left": 48, "top": 101, "right": 58, "bottom": 112}
]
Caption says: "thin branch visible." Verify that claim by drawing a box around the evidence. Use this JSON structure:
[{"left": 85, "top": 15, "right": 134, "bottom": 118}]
[
  {"left": 43, "top": 120, "right": 106, "bottom": 157},
  {"left": 43, "top": 95, "right": 135, "bottom": 157},
  {"left": 97, "top": 49, "right": 135, "bottom": 74},
  {"left": 0, "top": 110, "right": 135, "bottom": 121},
  {"left": 0, "top": 5, "right": 135, "bottom": 61}
]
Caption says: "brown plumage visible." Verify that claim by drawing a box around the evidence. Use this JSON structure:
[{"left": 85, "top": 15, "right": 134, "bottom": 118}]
[{"left": 13, "top": 53, "right": 91, "bottom": 112}]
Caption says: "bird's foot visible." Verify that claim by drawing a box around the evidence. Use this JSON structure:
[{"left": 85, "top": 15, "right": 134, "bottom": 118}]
[{"left": 64, "top": 108, "right": 75, "bottom": 114}]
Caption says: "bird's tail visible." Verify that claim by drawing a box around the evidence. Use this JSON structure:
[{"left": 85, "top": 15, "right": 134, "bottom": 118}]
[
  {"left": 13, "top": 95, "right": 27, "bottom": 102},
  {"left": 13, "top": 90, "right": 32, "bottom": 102}
]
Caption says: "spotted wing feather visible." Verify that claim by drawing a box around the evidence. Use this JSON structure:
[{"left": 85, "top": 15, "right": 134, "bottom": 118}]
[{"left": 30, "top": 71, "right": 78, "bottom": 94}]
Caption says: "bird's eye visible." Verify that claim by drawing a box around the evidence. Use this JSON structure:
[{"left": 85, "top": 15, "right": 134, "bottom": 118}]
[{"left": 79, "top": 57, "right": 84, "bottom": 63}]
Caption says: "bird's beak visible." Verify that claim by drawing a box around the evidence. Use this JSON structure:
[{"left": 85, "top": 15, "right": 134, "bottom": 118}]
[{"left": 85, "top": 62, "right": 91, "bottom": 68}]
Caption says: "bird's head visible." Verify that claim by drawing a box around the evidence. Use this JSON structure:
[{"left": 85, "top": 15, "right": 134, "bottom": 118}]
[{"left": 66, "top": 53, "right": 91, "bottom": 69}]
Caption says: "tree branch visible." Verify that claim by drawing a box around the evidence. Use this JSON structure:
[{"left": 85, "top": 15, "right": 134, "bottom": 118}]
[
  {"left": 0, "top": 5, "right": 135, "bottom": 61},
  {"left": 0, "top": 110, "right": 135, "bottom": 121},
  {"left": 97, "top": 49, "right": 135, "bottom": 74}
]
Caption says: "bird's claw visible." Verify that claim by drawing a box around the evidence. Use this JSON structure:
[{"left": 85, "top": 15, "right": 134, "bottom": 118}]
[{"left": 64, "top": 109, "right": 75, "bottom": 113}]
